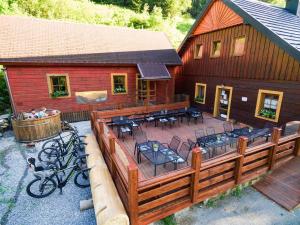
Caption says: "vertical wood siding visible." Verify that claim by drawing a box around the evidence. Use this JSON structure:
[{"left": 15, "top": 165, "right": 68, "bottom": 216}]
[{"left": 178, "top": 24, "right": 300, "bottom": 126}]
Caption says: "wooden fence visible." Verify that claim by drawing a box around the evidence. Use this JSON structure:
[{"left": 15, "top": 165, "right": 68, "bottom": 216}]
[{"left": 92, "top": 117, "right": 300, "bottom": 225}]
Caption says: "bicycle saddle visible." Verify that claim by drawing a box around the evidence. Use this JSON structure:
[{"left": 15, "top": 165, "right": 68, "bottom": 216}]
[{"left": 27, "top": 157, "right": 47, "bottom": 172}]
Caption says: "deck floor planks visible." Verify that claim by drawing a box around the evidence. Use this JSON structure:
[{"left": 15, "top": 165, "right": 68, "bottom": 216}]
[
  {"left": 254, "top": 157, "right": 300, "bottom": 211},
  {"left": 112, "top": 113, "right": 265, "bottom": 180}
]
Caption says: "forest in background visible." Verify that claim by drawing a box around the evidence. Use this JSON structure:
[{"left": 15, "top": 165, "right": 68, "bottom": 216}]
[{"left": 0, "top": 0, "right": 286, "bottom": 114}]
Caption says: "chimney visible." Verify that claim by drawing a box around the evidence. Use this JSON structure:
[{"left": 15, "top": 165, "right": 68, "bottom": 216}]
[{"left": 286, "top": 0, "right": 300, "bottom": 16}]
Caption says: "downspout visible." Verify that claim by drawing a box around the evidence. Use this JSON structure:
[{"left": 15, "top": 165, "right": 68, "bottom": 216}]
[{"left": 1, "top": 67, "right": 16, "bottom": 115}]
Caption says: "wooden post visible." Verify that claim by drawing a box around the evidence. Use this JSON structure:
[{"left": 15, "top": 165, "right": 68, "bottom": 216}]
[
  {"left": 109, "top": 135, "right": 117, "bottom": 179},
  {"left": 294, "top": 125, "right": 300, "bottom": 156},
  {"left": 128, "top": 164, "right": 139, "bottom": 225},
  {"left": 90, "top": 112, "right": 95, "bottom": 132},
  {"left": 269, "top": 127, "right": 281, "bottom": 169},
  {"left": 97, "top": 121, "right": 105, "bottom": 152},
  {"left": 190, "top": 147, "right": 202, "bottom": 203},
  {"left": 235, "top": 136, "right": 248, "bottom": 185}
]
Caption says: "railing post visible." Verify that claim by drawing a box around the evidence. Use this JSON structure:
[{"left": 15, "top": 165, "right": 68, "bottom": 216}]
[
  {"left": 97, "top": 121, "right": 105, "bottom": 151},
  {"left": 294, "top": 126, "right": 300, "bottom": 156},
  {"left": 190, "top": 147, "right": 202, "bottom": 203},
  {"left": 128, "top": 164, "right": 139, "bottom": 225},
  {"left": 90, "top": 112, "right": 95, "bottom": 132},
  {"left": 109, "top": 135, "right": 116, "bottom": 179},
  {"left": 269, "top": 127, "right": 281, "bottom": 170},
  {"left": 235, "top": 136, "right": 248, "bottom": 185}
]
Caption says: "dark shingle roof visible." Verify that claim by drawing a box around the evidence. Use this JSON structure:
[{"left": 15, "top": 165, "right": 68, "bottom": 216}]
[
  {"left": 179, "top": 0, "right": 300, "bottom": 62},
  {"left": 0, "top": 16, "right": 182, "bottom": 66}
]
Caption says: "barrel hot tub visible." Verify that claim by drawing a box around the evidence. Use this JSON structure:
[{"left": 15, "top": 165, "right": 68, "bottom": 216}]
[{"left": 12, "top": 111, "right": 62, "bottom": 142}]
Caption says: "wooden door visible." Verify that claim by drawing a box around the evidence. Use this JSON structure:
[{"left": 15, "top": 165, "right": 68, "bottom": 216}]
[
  {"left": 136, "top": 75, "right": 157, "bottom": 105},
  {"left": 213, "top": 85, "right": 233, "bottom": 121}
]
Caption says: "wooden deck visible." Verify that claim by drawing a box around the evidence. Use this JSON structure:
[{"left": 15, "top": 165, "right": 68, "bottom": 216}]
[
  {"left": 254, "top": 157, "right": 300, "bottom": 211},
  {"left": 112, "top": 113, "right": 265, "bottom": 180}
]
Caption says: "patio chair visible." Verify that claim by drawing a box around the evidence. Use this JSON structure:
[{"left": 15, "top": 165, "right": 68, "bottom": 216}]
[
  {"left": 145, "top": 113, "right": 155, "bottom": 127},
  {"left": 206, "top": 127, "right": 216, "bottom": 136},
  {"left": 264, "top": 122, "right": 275, "bottom": 141},
  {"left": 118, "top": 126, "right": 132, "bottom": 141},
  {"left": 134, "top": 131, "right": 149, "bottom": 163},
  {"left": 158, "top": 118, "right": 169, "bottom": 129},
  {"left": 163, "top": 135, "right": 181, "bottom": 153},
  {"left": 223, "top": 121, "right": 233, "bottom": 133},
  {"left": 168, "top": 116, "right": 177, "bottom": 127},
  {"left": 173, "top": 142, "right": 192, "bottom": 167},
  {"left": 195, "top": 129, "right": 206, "bottom": 140},
  {"left": 187, "top": 139, "right": 197, "bottom": 150},
  {"left": 188, "top": 110, "right": 204, "bottom": 124}
]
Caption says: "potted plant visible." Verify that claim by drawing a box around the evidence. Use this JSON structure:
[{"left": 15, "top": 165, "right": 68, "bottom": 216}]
[
  {"left": 51, "top": 90, "right": 68, "bottom": 98},
  {"left": 114, "top": 87, "right": 126, "bottom": 94},
  {"left": 195, "top": 95, "right": 204, "bottom": 103}
]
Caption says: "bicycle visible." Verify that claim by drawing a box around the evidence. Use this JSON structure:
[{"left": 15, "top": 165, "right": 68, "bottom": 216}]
[
  {"left": 38, "top": 133, "right": 86, "bottom": 162},
  {"left": 26, "top": 157, "right": 90, "bottom": 198}
]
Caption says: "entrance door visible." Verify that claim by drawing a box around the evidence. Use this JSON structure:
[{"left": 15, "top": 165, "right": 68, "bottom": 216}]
[
  {"left": 136, "top": 75, "right": 157, "bottom": 105},
  {"left": 213, "top": 85, "right": 233, "bottom": 121}
]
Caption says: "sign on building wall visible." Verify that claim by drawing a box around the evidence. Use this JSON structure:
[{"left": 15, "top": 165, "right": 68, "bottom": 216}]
[{"left": 75, "top": 91, "right": 108, "bottom": 104}]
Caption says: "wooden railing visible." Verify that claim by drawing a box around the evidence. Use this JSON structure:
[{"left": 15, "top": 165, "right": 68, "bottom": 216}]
[
  {"left": 91, "top": 98, "right": 190, "bottom": 121},
  {"left": 92, "top": 117, "right": 300, "bottom": 225}
]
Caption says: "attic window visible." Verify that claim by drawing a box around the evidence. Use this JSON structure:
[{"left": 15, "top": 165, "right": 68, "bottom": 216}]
[
  {"left": 232, "top": 36, "right": 246, "bottom": 56},
  {"left": 211, "top": 40, "right": 221, "bottom": 58},
  {"left": 194, "top": 44, "right": 203, "bottom": 59},
  {"left": 47, "top": 74, "right": 71, "bottom": 98},
  {"left": 255, "top": 89, "right": 283, "bottom": 122}
]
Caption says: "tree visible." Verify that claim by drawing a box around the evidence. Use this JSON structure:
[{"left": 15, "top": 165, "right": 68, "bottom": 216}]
[
  {"left": 0, "top": 69, "right": 11, "bottom": 114},
  {"left": 188, "top": 0, "right": 207, "bottom": 18}
]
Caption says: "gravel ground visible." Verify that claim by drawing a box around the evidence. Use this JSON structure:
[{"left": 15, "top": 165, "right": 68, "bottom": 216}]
[
  {"left": 159, "top": 187, "right": 300, "bottom": 225},
  {"left": 1, "top": 121, "right": 299, "bottom": 225},
  {"left": 0, "top": 121, "right": 96, "bottom": 225}
]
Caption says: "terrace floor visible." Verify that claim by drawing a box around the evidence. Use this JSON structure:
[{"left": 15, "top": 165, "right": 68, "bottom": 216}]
[{"left": 111, "top": 113, "right": 267, "bottom": 180}]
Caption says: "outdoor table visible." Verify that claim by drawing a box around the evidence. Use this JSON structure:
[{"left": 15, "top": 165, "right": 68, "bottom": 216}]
[
  {"left": 197, "top": 133, "right": 237, "bottom": 158},
  {"left": 139, "top": 141, "right": 182, "bottom": 176},
  {"left": 229, "top": 127, "right": 270, "bottom": 143}
]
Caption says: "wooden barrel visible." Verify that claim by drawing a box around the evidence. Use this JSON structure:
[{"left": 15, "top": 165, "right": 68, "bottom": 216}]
[{"left": 12, "top": 112, "right": 62, "bottom": 142}]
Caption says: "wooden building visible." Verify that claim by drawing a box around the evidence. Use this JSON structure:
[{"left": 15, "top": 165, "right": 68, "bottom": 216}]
[
  {"left": 0, "top": 16, "right": 182, "bottom": 118},
  {"left": 177, "top": 0, "right": 300, "bottom": 126}
]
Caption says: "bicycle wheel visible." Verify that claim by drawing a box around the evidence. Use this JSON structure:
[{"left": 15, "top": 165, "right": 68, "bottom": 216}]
[
  {"left": 74, "top": 169, "right": 90, "bottom": 188},
  {"left": 26, "top": 177, "right": 56, "bottom": 198},
  {"left": 42, "top": 139, "right": 61, "bottom": 150},
  {"left": 38, "top": 147, "right": 60, "bottom": 162},
  {"left": 73, "top": 155, "right": 87, "bottom": 170}
]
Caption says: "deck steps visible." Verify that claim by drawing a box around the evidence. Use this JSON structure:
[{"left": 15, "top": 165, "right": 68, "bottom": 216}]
[{"left": 254, "top": 157, "right": 300, "bottom": 211}]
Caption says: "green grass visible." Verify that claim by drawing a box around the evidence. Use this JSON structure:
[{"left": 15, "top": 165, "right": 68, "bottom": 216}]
[{"left": 161, "top": 215, "right": 177, "bottom": 225}]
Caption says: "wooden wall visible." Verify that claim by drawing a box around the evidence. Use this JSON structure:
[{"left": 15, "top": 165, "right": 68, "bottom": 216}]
[
  {"left": 177, "top": 24, "right": 300, "bottom": 126},
  {"left": 6, "top": 66, "right": 176, "bottom": 114}
]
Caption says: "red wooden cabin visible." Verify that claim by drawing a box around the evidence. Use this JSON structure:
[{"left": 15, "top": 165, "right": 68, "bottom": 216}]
[
  {"left": 177, "top": 0, "right": 300, "bottom": 127},
  {"left": 0, "top": 16, "right": 182, "bottom": 119}
]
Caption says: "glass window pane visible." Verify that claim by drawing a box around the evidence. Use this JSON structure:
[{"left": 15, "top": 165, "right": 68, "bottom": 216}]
[{"left": 212, "top": 41, "right": 221, "bottom": 57}]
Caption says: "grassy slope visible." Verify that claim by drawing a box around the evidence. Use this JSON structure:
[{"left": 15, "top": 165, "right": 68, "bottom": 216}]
[{"left": 0, "top": 0, "right": 287, "bottom": 48}]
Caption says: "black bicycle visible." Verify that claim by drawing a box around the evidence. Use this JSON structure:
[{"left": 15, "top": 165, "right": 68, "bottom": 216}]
[{"left": 26, "top": 157, "right": 90, "bottom": 198}]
